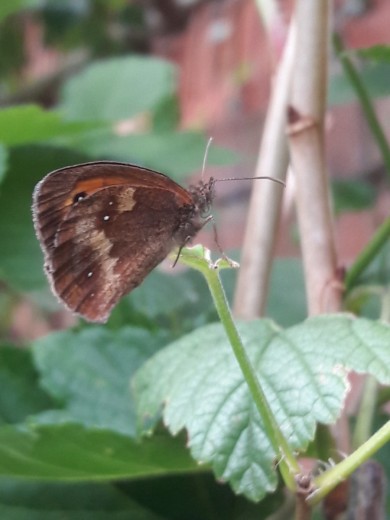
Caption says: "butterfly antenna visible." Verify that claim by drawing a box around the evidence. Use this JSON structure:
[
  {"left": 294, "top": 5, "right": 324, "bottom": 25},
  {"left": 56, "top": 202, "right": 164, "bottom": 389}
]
[
  {"left": 201, "top": 137, "right": 213, "bottom": 181},
  {"left": 216, "top": 176, "right": 286, "bottom": 187}
]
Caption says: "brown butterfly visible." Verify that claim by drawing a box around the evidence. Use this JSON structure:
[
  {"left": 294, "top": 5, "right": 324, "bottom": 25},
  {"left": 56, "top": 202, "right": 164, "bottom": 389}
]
[{"left": 32, "top": 161, "right": 214, "bottom": 323}]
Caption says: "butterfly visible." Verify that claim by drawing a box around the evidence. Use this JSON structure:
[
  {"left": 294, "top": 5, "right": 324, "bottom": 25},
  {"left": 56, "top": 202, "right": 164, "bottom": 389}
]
[{"left": 32, "top": 161, "right": 214, "bottom": 323}]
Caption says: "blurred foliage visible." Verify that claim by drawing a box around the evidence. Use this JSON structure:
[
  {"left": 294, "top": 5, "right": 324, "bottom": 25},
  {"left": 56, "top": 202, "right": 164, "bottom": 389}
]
[{"left": 331, "top": 178, "right": 376, "bottom": 214}]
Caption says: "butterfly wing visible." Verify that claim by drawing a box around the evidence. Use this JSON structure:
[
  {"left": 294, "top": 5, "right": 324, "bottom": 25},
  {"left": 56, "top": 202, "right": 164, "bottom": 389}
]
[{"left": 32, "top": 162, "right": 194, "bottom": 322}]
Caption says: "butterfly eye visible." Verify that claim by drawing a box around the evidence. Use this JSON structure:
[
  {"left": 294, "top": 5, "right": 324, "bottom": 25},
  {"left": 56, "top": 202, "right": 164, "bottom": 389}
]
[{"left": 73, "top": 191, "right": 87, "bottom": 204}]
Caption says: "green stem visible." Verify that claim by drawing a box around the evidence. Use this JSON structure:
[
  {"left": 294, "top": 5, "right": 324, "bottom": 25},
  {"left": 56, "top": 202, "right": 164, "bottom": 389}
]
[
  {"left": 344, "top": 216, "right": 390, "bottom": 291},
  {"left": 309, "top": 419, "right": 390, "bottom": 505},
  {"left": 333, "top": 33, "right": 390, "bottom": 179},
  {"left": 352, "top": 375, "right": 378, "bottom": 450},
  {"left": 203, "top": 265, "right": 300, "bottom": 489}
]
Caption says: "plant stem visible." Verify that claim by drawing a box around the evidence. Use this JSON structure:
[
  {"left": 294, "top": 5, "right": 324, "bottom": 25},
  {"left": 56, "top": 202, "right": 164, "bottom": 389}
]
[
  {"left": 333, "top": 33, "right": 390, "bottom": 180},
  {"left": 309, "top": 419, "right": 390, "bottom": 505},
  {"left": 344, "top": 216, "right": 390, "bottom": 291},
  {"left": 352, "top": 375, "right": 377, "bottom": 450},
  {"left": 203, "top": 265, "right": 300, "bottom": 489}
]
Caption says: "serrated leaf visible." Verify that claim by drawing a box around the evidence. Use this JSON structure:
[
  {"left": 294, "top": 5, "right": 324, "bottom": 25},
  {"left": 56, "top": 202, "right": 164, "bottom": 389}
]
[
  {"left": 0, "top": 424, "right": 199, "bottom": 480},
  {"left": 32, "top": 327, "right": 167, "bottom": 436},
  {"left": 0, "top": 105, "right": 96, "bottom": 146},
  {"left": 59, "top": 57, "right": 175, "bottom": 121},
  {"left": 134, "top": 315, "right": 390, "bottom": 501}
]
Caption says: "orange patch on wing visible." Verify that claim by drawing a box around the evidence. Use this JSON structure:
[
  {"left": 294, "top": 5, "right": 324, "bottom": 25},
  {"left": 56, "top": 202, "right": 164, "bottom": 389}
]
[{"left": 66, "top": 176, "right": 131, "bottom": 205}]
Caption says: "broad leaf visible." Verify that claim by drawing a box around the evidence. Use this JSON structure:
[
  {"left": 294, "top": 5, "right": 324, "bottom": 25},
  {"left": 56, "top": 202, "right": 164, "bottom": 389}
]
[
  {"left": 0, "top": 345, "right": 53, "bottom": 425},
  {"left": 63, "top": 129, "right": 237, "bottom": 180},
  {"left": 0, "top": 0, "right": 40, "bottom": 22},
  {"left": 32, "top": 327, "right": 167, "bottom": 436},
  {"left": 0, "top": 481, "right": 166, "bottom": 520},
  {"left": 0, "top": 424, "right": 199, "bottom": 480},
  {"left": 0, "top": 144, "right": 7, "bottom": 184},
  {"left": 134, "top": 315, "right": 390, "bottom": 501},
  {"left": 357, "top": 45, "right": 390, "bottom": 63},
  {"left": 329, "top": 63, "right": 390, "bottom": 105},
  {"left": 0, "top": 105, "right": 96, "bottom": 147},
  {"left": 0, "top": 145, "right": 91, "bottom": 290},
  {"left": 59, "top": 57, "right": 175, "bottom": 122}
]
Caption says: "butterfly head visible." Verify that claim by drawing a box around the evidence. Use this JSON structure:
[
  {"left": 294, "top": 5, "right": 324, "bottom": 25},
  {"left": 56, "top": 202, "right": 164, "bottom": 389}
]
[{"left": 190, "top": 177, "right": 215, "bottom": 217}]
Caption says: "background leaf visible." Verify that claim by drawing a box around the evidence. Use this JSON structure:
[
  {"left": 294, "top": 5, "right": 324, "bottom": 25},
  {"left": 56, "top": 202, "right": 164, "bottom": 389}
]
[
  {"left": 0, "top": 0, "right": 40, "bottom": 22},
  {"left": 0, "top": 480, "right": 167, "bottom": 520},
  {"left": 59, "top": 57, "right": 176, "bottom": 122},
  {"left": 0, "top": 424, "right": 199, "bottom": 480},
  {"left": 357, "top": 45, "right": 390, "bottom": 63},
  {"left": 329, "top": 62, "right": 390, "bottom": 105},
  {"left": 0, "top": 105, "right": 96, "bottom": 146},
  {"left": 32, "top": 327, "right": 167, "bottom": 436},
  {"left": 0, "top": 345, "right": 53, "bottom": 425},
  {"left": 0, "top": 145, "right": 91, "bottom": 290},
  {"left": 66, "top": 130, "right": 237, "bottom": 179}
]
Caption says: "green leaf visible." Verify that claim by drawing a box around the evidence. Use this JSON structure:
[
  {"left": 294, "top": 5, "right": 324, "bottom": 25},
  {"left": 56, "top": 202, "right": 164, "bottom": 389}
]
[
  {"left": 329, "top": 63, "right": 390, "bottom": 105},
  {"left": 357, "top": 45, "right": 390, "bottom": 63},
  {"left": 134, "top": 315, "right": 390, "bottom": 501},
  {"left": 0, "top": 0, "right": 40, "bottom": 22},
  {"left": 126, "top": 270, "right": 202, "bottom": 321},
  {"left": 0, "top": 424, "right": 199, "bottom": 480},
  {"left": 66, "top": 130, "right": 237, "bottom": 180},
  {"left": 331, "top": 178, "right": 376, "bottom": 213},
  {"left": 266, "top": 258, "right": 306, "bottom": 326},
  {"left": 0, "top": 144, "right": 7, "bottom": 184},
  {"left": 0, "top": 480, "right": 167, "bottom": 520},
  {"left": 122, "top": 257, "right": 306, "bottom": 333},
  {"left": 59, "top": 57, "right": 176, "bottom": 121},
  {"left": 32, "top": 327, "right": 166, "bottom": 436},
  {"left": 0, "top": 345, "right": 53, "bottom": 425},
  {"left": 0, "top": 105, "right": 96, "bottom": 147},
  {"left": 0, "top": 475, "right": 282, "bottom": 520},
  {"left": 0, "top": 145, "right": 91, "bottom": 291}
]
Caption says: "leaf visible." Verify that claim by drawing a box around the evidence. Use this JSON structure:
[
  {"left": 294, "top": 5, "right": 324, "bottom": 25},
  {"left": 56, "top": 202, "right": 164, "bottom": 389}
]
[
  {"left": 357, "top": 45, "right": 390, "bottom": 63},
  {"left": 65, "top": 130, "right": 237, "bottom": 180},
  {"left": 0, "top": 105, "right": 96, "bottom": 147},
  {"left": 266, "top": 258, "right": 306, "bottom": 326},
  {"left": 134, "top": 315, "right": 390, "bottom": 501},
  {"left": 331, "top": 178, "right": 376, "bottom": 213},
  {"left": 59, "top": 57, "right": 176, "bottom": 121},
  {"left": 0, "top": 424, "right": 199, "bottom": 480},
  {"left": 329, "top": 63, "right": 390, "bottom": 105},
  {"left": 0, "top": 480, "right": 167, "bottom": 520},
  {"left": 0, "top": 0, "right": 40, "bottom": 22},
  {"left": 0, "top": 144, "right": 7, "bottom": 184},
  {"left": 0, "top": 345, "right": 53, "bottom": 425},
  {"left": 120, "top": 257, "right": 306, "bottom": 333},
  {"left": 32, "top": 327, "right": 167, "bottom": 436},
  {"left": 0, "top": 473, "right": 281, "bottom": 520},
  {"left": 0, "top": 145, "right": 91, "bottom": 291}
]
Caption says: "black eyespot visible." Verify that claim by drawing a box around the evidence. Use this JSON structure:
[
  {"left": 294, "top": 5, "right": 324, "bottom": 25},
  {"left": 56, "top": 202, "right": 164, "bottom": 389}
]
[{"left": 73, "top": 191, "right": 87, "bottom": 203}]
